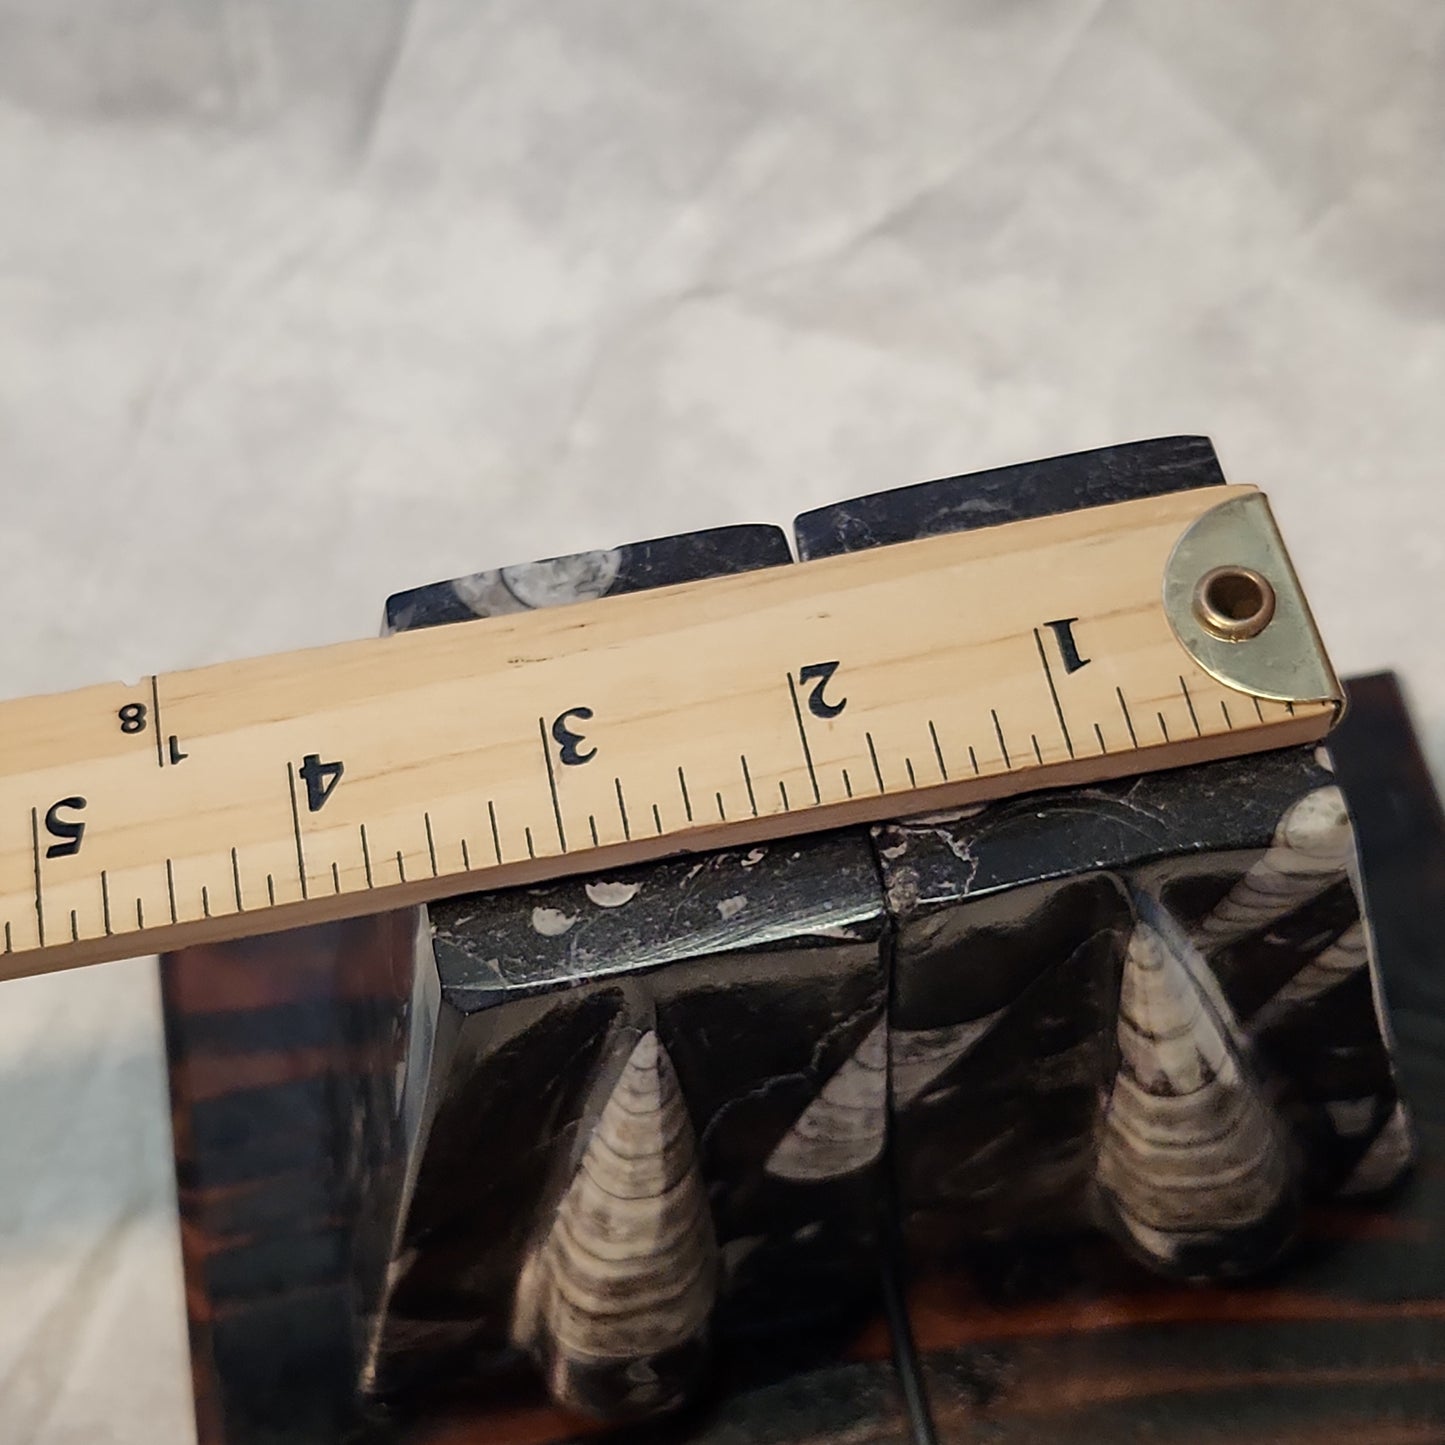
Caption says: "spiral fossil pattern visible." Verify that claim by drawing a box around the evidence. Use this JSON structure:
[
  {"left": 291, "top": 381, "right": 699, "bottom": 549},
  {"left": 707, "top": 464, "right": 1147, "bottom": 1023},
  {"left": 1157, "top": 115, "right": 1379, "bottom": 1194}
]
[{"left": 511, "top": 1030, "right": 717, "bottom": 1421}]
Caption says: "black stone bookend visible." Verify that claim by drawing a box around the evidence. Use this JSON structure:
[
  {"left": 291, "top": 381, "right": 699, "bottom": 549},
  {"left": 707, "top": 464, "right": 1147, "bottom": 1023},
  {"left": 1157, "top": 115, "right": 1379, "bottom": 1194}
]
[
  {"left": 158, "top": 436, "right": 1429, "bottom": 1445},
  {"left": 381, "top": 524, "right": 793, "bottom": 635},
  {"left": 791, "top": 434, "right": 1225, "bottom": 556},
  {"left": 365, "top": 838, "right": 891, "bottom": 1424},
  {"left": 794, "top": 436, "right": 1411, "bottom": 1285},
  {"left": 875, "top": 747, "right": 1408, "bottom": 1283},
  {"left": 363, "top": 526, "right": 905, "bottom": 1439},
  {"left": 896, "top": 674, "right": 1445, "bottom": 1444}
]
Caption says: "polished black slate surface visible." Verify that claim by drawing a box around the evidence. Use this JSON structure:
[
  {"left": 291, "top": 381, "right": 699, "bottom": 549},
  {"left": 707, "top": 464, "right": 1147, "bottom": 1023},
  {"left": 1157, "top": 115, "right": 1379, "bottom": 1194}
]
[
  {"left": 382, "top": 523, "right": 792, "bottom": 634},
  {"left": 792, "top": 434, "right": 1224, "bottom": 559},
  {"left": 367, "top": 838, "right": 890, "bottom": 1402}
]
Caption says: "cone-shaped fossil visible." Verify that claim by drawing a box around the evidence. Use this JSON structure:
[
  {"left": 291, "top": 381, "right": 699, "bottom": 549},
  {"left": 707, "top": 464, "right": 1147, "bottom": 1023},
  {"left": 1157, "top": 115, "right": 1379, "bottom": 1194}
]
[
  {"left": 1095, "top": 917, "right": 1297, "bottom": 1280},
  {"left": 511, "top": 1030, "right": 717, "bottom": 1421},
  {"left": 765, "top": 1018, "right": 888, "bottom": 1182},
  {"left": 1249, "top": 919, "right": 1370, "bottom": 1032},
  {"left": 1195, "top": 786, "right": 1355, "bottom": 951},
  {"left": 1338, "top": 1101, "right": 1414, "bottom": 1198},
  {"left": 764, "top": 1009, "right": 1004, "bottom": 1183},
  {"left": 892, "top": 1011, "right": 1006, "bottom": 1109}
]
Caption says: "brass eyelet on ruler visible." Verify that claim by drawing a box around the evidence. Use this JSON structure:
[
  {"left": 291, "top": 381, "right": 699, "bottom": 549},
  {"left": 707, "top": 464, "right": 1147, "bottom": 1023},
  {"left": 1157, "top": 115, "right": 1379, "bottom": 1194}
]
[
  {"left": 1163, "top": 491, "right": 1342, "bottom": 709},
  {"left": 1193, "top": 565, "right": 1277, "bottom": 641}
]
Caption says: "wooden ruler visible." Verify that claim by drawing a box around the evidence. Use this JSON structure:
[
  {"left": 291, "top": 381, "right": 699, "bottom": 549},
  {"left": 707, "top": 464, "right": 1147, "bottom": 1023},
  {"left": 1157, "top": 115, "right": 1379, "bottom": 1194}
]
[{"left": 0, "top": 485, "right": 1340, "bottom": 981}]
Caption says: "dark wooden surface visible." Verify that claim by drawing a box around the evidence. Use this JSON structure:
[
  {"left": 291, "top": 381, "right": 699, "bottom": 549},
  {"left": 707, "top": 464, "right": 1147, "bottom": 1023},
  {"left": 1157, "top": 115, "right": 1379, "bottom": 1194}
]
[
  {"left": 895, "top": 672, "right": 1445, "bottom": 1442},
  {"left": 162, "top": 673, "right": 1445, "bottom": 1444},
  {"left": 163, "top": 912, "right": 420, "bottom": 1445}
]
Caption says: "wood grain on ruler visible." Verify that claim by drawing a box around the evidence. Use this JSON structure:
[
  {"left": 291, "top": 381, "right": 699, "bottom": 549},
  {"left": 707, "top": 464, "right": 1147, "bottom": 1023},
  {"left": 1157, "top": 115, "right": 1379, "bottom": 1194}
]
[{"left": 0, "top": 486, "right": 1332, "bottom": 979}]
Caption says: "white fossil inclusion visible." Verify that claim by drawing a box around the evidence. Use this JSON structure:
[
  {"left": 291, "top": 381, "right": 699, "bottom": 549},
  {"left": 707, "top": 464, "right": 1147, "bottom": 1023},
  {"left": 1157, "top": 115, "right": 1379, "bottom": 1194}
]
[
  {"left": 450, "top": 550, "right": 625, "bottom": 617},
  {"left": 584, "top": 880, "right": 642, "bottom": 909},
  {"left": 1095, "top": 918, "right": 1293, "bottom": 1277},
  {"left": 1249, "top": 920, "right": 1370, "bottom": 1032},
  {"left": 1338, "top": 1101, "right": 1414, "bottom": 1198},
  {"left": 764, "top": 1009, "right": 1004, "bottom": 1183},
  {"left": 765, "top": 1018, "right": 888, "bottom": 1182},
  {"left": 511, "top": 1030, "right": 717, "bottom": 1420},
  {"left": 892, "top": 1011, "right": 1006, "bottom": 1108},
  {"left": 530, "top": 906, "right": 578, "bottom": 937},
  {"left": 1194, "top": 787, "right": 1357, "bottom": 951},
  {"left": 1326, "top": 1097, "right": 1379, "bottom": 1138}
]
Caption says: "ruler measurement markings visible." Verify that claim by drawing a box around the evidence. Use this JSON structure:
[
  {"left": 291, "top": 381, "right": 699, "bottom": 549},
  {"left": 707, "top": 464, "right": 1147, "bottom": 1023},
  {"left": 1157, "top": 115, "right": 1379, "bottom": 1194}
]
[
  {"left": 1116, "top": 688, "right": 1139, "bottom": 748},
  {"left": 928, "top": 720, "right": 948, "bottom": 781},
  {"left": 786, "top": 673, "right": 822, "bottom": 805},
  {"left": 614, "top": 779, "right": 631, "bottom": 841},
  {"left": 991, "top": 710, "right": 1012, "bottom": 770},
  {"left": 537, "top": 718, "right": 568, "bottom": 854},
  {"left": 1180, "top": 676, "right": 1202, "bottom": 738},
  {"left": 29, "top": 808, "right": 44, "bottom": 948},
  {"left": 866, "top": 732, "right": 885, "bottom": 794},
  {"left": 0, "top": 487, "right": 1342, "bottom": 977},
  {"left": 285, "top": 762, "right": 309, "bottom": 900},
  {"left": 149, "top": 676, "right": 165, "bottom": 770},
  {"left": 1033, "top": 627, "right": 1075, "bottom": 759},
  {"left": 740, "top": 755, "right": 758, "bottom": 817}
]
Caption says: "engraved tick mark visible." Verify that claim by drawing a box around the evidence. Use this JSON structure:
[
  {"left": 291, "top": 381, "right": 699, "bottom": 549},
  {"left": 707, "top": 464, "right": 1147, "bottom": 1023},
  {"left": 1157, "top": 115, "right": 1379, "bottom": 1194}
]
[{"left": 928, "top": 720, "right": 948, "bottom": 781}]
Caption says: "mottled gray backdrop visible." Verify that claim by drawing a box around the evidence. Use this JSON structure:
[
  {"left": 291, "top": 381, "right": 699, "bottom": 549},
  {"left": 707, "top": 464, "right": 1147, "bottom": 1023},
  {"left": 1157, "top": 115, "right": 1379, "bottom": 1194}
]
[{"left": 0, "top": 4, "right": 1441, "bottom": 1439}]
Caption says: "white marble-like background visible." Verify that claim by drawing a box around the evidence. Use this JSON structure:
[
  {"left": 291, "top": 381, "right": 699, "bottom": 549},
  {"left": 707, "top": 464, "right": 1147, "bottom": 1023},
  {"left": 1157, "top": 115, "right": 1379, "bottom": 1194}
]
[{"left": 0, "top": 4, "right": 1441, "bottom": 1439}]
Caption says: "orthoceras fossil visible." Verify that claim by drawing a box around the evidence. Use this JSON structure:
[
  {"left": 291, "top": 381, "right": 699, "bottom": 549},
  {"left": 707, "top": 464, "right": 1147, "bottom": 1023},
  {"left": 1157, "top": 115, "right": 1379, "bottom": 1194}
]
[{"left": 511, "top": 1029, "right": 718, "bottom": 1421}]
